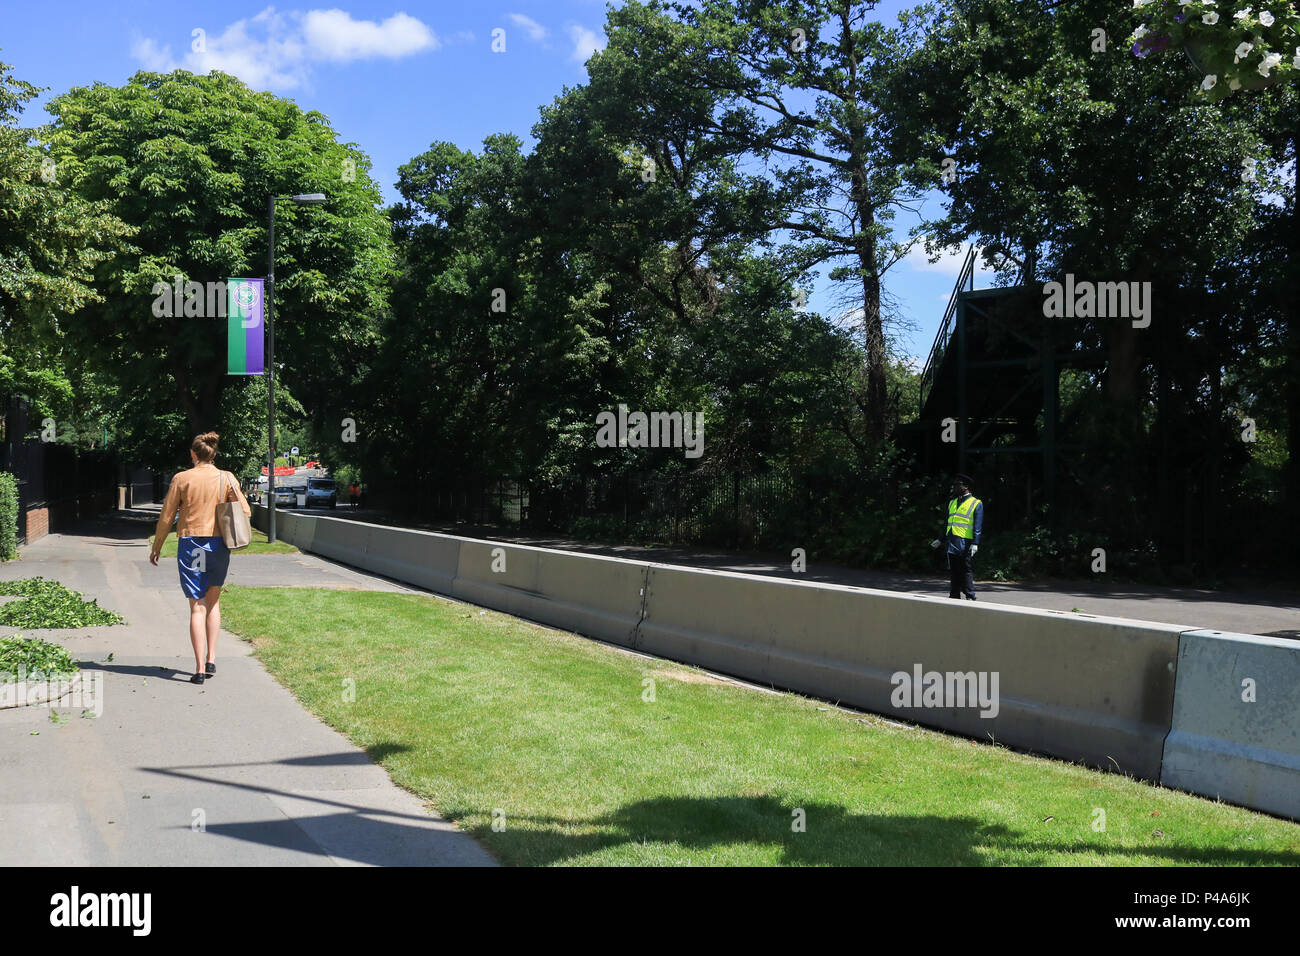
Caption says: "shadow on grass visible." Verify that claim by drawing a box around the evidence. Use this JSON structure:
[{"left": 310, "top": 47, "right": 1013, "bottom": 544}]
[{"left": 469, "top": 795, "right": 1300, "bottom": 867}]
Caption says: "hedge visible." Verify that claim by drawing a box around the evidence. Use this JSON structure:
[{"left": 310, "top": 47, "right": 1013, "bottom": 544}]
[{"left": 0, "top": 472, "right": 18, "bottom": 561}]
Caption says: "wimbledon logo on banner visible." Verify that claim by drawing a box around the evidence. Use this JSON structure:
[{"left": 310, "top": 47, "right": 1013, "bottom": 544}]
[{"left": 227, "top": 278, "right": 265, "bottom": 376}]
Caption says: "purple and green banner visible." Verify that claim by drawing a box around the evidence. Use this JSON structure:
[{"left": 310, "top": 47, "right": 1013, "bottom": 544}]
[{"left": 227, "top": 278, "right": 265, "bottom": 375}]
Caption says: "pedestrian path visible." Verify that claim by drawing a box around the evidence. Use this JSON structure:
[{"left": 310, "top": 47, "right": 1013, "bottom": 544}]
[{"left": 0, "top": 513, "right": 495, "bottom": 866}]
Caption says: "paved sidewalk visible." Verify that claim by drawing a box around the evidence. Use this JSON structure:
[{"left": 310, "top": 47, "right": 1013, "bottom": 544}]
[{"left": 0, "top": 513, "right": 495, "bottom": 866}]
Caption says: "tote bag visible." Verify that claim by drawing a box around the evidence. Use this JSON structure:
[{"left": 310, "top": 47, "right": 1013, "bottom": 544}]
[{"left": 218, "top": 472, "right": 252, "bottom": 550}]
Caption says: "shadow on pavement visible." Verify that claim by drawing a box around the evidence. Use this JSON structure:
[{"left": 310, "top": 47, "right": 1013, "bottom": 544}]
[
  {"left": 158, "top": 744, "right": 412, "bottom": 769},
  {"left": 141, "top": 751, "right": 487, "bottom": 867},
  {"left": 77, "top": 661, "right": 204, "bottom": 682}
]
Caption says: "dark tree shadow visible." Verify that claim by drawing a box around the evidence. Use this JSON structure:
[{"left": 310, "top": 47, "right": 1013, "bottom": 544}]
[{"left": 467, "top": 794, "right": 1300, "bottom": 867}]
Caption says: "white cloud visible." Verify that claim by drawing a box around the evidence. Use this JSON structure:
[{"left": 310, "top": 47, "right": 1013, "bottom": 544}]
[
  {"left": 131, "top": 6, "right": 439, "bottom": 91},
  {"left": 904, "top": 242, "right": 977, "bottom": 277},
  {"left": 303, "top": 10, "right": 440, "bottom": 61},
  {"left": 567, "top": 24, "right": 605, "bottom": 63},
  {"left": 508, "top": 13, "right": 548, "bottom": 42},
  {"left": 130, "top": 36, "right": 175, "bottom": 72}
]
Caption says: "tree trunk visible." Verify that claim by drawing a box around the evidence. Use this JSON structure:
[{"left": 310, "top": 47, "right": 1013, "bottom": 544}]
[{"left": 839, "top": 5, "right": 887, "bottom": 443}]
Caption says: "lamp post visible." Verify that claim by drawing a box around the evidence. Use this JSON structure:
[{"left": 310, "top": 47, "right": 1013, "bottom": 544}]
[{"left": 266, "top": 192, "right": 326, "bottom": 544}]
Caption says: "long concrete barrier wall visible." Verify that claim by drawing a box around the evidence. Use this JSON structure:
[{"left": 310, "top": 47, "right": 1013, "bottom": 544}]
[
  {"left": 250, "top": 506, "right": 1300, "bottom": 819},
  {"left": 637, "top": 564, "right": 1182, "bottom": 780}
]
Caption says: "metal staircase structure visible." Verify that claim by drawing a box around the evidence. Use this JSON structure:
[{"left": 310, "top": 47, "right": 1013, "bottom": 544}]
[{"left": 898, "top": 247, "right": 1107, "bottom": 520}]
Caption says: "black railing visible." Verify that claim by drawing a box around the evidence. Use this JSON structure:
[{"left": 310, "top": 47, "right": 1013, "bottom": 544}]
[{"left": 917, "top": 245, "right": 976, "bottom": 411}]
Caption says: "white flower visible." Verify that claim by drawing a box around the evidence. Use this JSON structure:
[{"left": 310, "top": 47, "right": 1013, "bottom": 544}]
[
  {"left": 1259, "top": 10, "right": 1274, "bottom": 26},
  {"left": 1204, "top": 11, "right": 1221, "bottom": 23},
  {"left": 1259, "top": 51, "right": 1283, "bottom": 75},
  {"left": 1134, "top": 25, "right": 1150, "bottom": 39},
  {"left": 1234, "top": 8, "right": 1253, "bottom": 20},
  {"left": 1235, "top": 40, "right": 1254, "bottom": 61},
  {"left": 1230, "top": 76, "right": 1242, "bottom": 89},
  {"left": 1294, "top": 46, "right": 1300, "bottom": 68},
  {"left": 1201, "top": 73, "right": 1219, "bottom": 89},
  {"left": 1132, "top": 0, "right": 1152, "bottom": 7}
]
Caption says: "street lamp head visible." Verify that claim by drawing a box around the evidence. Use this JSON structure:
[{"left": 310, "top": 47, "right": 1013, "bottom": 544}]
[{"left": 291, "top": 193, "right": 327, "bottom": 204}]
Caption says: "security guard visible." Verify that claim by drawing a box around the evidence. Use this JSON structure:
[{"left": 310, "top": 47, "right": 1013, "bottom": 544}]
[{"left": 930, "top": 473, "right": 983, "bottom": 600}]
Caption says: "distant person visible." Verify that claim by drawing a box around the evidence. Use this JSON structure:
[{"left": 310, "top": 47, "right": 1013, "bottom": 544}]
[
  {"left": 149, "top": 431, "right": 251, "bottom": 685},
  {"left": 348, "top": 480, "right": 360, "bottom": 509},
  {"left": 930, "top": 473, "right": 983, "bottom": 600}
]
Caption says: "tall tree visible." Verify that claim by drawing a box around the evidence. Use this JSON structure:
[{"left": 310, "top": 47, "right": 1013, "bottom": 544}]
[
  {"left": 0, "top": 57, "right": 129, "bottom": 424},
  {"left": 884, "top": 0, "right": 1288, "bottom": 567},
  {"left": 42, "top": 70, "right": 394, "bottom": 471},
  {"left": 681, "top": 0, "right": 927, "bottom": 441}
]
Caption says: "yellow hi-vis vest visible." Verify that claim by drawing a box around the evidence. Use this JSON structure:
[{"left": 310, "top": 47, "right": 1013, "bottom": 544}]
[{"left": 947, "top": 496, "right": 981, "bottom": 539}]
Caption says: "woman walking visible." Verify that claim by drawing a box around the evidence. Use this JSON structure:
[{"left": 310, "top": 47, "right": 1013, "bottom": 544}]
[{"left": 149, "top": 432, "right": 251, "bottom": 684}]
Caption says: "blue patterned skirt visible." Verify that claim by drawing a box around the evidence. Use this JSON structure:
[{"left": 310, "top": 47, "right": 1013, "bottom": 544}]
[{"left": 177, "top": 536, "right": 231, "bottom": 599}]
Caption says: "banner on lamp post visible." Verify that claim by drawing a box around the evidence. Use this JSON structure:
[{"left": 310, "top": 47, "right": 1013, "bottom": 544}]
[{"left": 227, "top": 278, "right": 265, "bottom": 375}]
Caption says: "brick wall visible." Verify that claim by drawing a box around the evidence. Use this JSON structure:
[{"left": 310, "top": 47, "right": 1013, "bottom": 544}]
[{"left": 25, "top": 507, "right": 49, "bottom": 543}]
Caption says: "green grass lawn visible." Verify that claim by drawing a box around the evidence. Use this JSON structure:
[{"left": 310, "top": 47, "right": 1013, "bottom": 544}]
[
  {"left": 219, "top": 586, "right": 1300, "bottom": 867},
  {"left": 149, "top": 529, "right": 297, "bottom": 557}
]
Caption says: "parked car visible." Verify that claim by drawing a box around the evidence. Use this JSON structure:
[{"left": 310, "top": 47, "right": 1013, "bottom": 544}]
[
  {"left": 274, "top": 484, "right": 303, "bottom": 507},
  {"left": 305, "top": 478, "right": 337, "bottom": 509}
]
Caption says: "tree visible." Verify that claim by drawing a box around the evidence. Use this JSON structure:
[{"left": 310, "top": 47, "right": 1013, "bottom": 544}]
[
  {"left": 0, "top": 57, "right": 129, "bottom": 425},
  {"left": 884, "top": 0, "right": 1292, "bottom": 569},
  {"left": 680, "top": 0, "right": 929, "bottom": 441},
  {"left": 42, "top": 69, "right": 394, "bottom": 471}
]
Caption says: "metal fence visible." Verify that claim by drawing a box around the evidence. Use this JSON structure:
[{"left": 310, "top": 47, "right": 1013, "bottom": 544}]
[
  {"left": 370, "top": 469, "right": 804, "bottom": 548},
  {"left": 505, "top": 471, "right": 800, "bottom": 547}
]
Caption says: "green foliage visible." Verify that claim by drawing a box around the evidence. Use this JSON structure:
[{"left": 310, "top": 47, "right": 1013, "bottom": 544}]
[
  {"left": 330, "top": 463, "right": 361, "bottom": 488},
  {"left": 0, "top": 577, "right": 124, "bottom": 627},
  {"left": 42, "top": 69, "right": 395, "bottom": 473},
  {"left": 0, "top": 635, "right": 78, "bottom": 681},
  {"left": 683, "top": 0, "right": 931, "bottom": 439},
  {"left": 883, "top": 0, "right": 1297, "bottom": 575},
  {"left": 977, "top": 524, "right": 1081, "bottom": 581},
  {"left": 566, "top": 514, "right": 657, "bottom": 544},
  {"left": 1129, "top": 1, "right": 1300, "bottom": 101},
  {"left": 0, "top": 471, "right": 17, "bottom": 560},
  {"left": 0, "top": 58, "right": 131, "bottom": 425},
  {"left": 2, "top": 8, "right": 1295, "bottom": 580},
  {"left": 366, "top": 1, "right": 877, "bottom": 516}
]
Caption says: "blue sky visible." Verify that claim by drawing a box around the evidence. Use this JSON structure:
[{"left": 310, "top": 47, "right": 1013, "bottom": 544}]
[{"left": 4, "top": 0, "right": 997, "bottom": 362}]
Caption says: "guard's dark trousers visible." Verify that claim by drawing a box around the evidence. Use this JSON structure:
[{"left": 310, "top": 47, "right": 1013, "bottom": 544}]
[{"left": 947, "top": 549, "right": 976, "bottom": 600}]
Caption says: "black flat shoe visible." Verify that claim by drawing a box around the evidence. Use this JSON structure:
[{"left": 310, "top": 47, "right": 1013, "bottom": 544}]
[
  {"left": 190, "top": 672, "right": 205, "bottom": 684},
  {"left": 205, "top": 662, "right": 215, "bottom": 677}
]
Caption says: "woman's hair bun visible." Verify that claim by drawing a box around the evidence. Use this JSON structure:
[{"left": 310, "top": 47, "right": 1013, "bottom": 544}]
[{"left": 192, "top": 431, "right": 220, "bottom": 462}]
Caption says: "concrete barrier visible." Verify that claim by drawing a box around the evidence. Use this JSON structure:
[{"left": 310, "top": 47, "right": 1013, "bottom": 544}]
[
  {"left": 451, "top": 539, "right": 648, "bottom": 647},
  {"left": 304, "top": 515, "right": 370, "bottom": 568},
  {"left": 1160, "top": 629, "right": 1300, "bottom": 820},
  {"left": 251, "top": 505, "right": 314, "bottom": 550},
  {"left": 252, "top": 507, "right": 647, "bottom": 643},
  {"left": 636, "top": 564, "right": 1182, "bottom": 781},
  {"left": 360, "top": 524, "right": 461, "bottom": 593}
]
